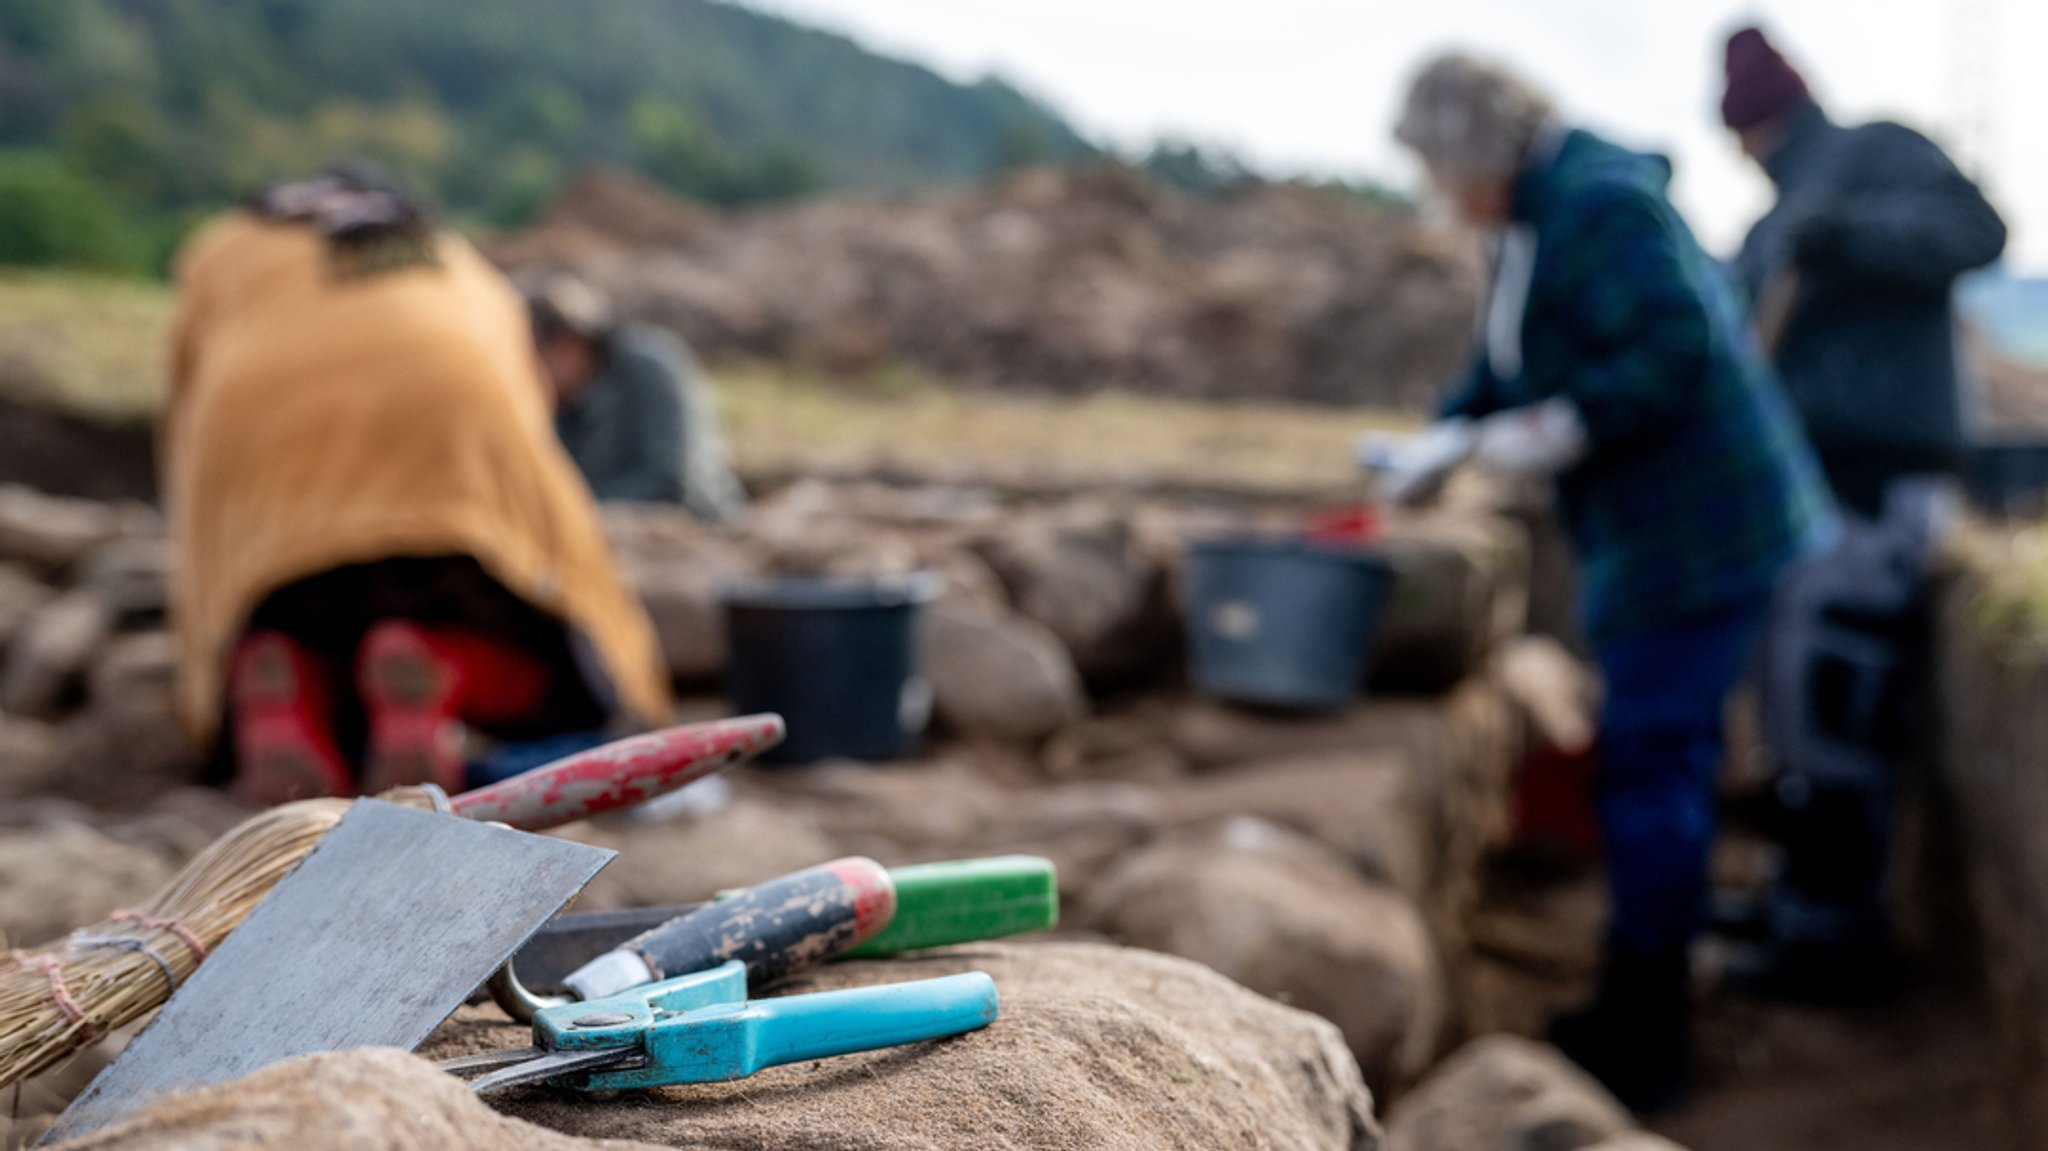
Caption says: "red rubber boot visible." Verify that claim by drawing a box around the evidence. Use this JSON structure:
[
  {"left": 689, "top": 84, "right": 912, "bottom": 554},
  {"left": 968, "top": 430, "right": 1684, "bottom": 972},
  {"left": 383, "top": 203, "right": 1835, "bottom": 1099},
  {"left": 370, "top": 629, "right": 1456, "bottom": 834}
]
[
  {"left": 356, "top": 621, "right": 468, "bottom": 795},
  {"left": 228, "top": 631, "right": 353, "bottom": 806},
  {"left": 356, "top": 622, "right": 553, "bottom": 795}
]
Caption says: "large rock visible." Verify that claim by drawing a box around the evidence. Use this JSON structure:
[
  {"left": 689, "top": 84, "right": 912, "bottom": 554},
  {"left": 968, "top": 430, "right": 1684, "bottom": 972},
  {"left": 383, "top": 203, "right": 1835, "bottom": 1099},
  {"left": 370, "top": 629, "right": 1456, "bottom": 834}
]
[
  {"left": 1041, "top": 703, "right": 1188, "bottom": 782},
  {"left": 37, "top": 1047, "right": 603, "bottom": 1151},
  {"left": 0, "top": 713, "right": 62, "bottom": 799},
  {"left": 79, "top": 534, "right": 172, "bottom": 625},
  {"left": 1169, "top": 750, "right": 1434, "bottom": 900},
  {"left": 1081, "top": 819, "right": 1447, "bottom": 1098},
  {"left": 747, "top": 759, "right": 1004, "bottom": 859},
  {"left": 976, "top": 503, "right": 1173, "bottom": 685},
  {"left": 922, "top": 598, "right": 1086, "bottom": 743},
  {"left": 628, "top": 546, "right": 759, "bottom": 685},
  {"left": 1369, "top": 514, "right": 1530, "bottom": 694},
  {"left": 1384, "top": 1036, "right": 1633, "bottom": 1151},
  {"left": 0, "top": 561, "right": 53, "bottom": 652},
  {"left": 745, "top": 760, "right": 1164, "bottom": 899},
  {"left": 0, "top": 817, "right": 180, "bottom": 947},
  {"left": 0, "top": 589, "right": 113, "bottom": 718},
  {"left": 1168, "top": 686, "right": 1521, "bottom": 906},
  {"left": 421, "top": 941, "right": 1381, "bottom": 1151},
  {"left": 972, "top": 780, "right": 1167, "bottom": 898},
  {"left": 562, "top": 797, "right": 841, "bottom": 910},
  {"left": 1492, "top": 635, "right": 1598, "bottom": 757},
  {"left": 75, "top": 630, "right": 203, "bottom": 792},
  {"left": 0, "top": 485, "right": 154, "bottom": 576}
]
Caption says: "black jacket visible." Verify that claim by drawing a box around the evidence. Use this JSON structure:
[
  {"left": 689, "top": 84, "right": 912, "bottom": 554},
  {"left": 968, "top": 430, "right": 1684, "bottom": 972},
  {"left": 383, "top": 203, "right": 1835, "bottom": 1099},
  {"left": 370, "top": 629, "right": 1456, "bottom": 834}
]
[{"left": 1736, "top": 103, "right": 2005, "bottom": 506}]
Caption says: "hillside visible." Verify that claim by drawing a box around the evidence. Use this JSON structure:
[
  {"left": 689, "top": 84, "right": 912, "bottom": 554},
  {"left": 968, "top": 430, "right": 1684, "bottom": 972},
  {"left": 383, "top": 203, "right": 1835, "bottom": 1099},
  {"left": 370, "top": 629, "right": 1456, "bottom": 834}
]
[{"left": 0, "top": 0, "right": 1097, "bottom": 271}]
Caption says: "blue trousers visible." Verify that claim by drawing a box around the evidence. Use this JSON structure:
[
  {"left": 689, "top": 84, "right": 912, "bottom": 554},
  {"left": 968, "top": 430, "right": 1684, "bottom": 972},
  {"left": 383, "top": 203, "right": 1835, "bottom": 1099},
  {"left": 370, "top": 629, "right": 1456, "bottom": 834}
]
[{"left": 1595, "top": 600, "right": 1769, "bottom": 956}]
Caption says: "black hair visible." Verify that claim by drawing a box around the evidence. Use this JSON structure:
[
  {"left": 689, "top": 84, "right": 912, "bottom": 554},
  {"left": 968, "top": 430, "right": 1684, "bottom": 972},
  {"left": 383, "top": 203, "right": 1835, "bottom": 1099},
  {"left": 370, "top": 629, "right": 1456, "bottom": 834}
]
[{"left": 248, "top": 161, "right": 440, "bottom": 278}]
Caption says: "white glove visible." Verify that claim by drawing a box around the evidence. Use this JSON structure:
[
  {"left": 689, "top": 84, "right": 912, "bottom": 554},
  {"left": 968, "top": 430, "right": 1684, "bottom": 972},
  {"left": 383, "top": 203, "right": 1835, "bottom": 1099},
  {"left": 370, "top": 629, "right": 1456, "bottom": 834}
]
[
  {"left": 1357, "top": 419, "right": 1475, "bottom": 507},
  {"left": 1470, "top": 399, "right": 1588, "bottom": 478}
]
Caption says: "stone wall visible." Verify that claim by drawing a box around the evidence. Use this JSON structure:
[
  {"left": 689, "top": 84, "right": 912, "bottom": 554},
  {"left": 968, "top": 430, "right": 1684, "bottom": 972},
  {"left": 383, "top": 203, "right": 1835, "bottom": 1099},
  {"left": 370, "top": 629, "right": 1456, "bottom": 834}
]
[
  {"left": 0, "top": 475, "right": 1603, "bottom": 1142},
  {"left": 1933, "top": 528, "right": 2048, "bottom": 1117}
]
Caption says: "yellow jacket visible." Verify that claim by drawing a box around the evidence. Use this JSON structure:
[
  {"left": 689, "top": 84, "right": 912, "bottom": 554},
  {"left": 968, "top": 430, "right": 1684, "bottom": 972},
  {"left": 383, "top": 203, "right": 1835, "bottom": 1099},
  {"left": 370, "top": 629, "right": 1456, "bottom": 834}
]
[{"left": 164, "top": 214, "right": 671, "bottom": 742}]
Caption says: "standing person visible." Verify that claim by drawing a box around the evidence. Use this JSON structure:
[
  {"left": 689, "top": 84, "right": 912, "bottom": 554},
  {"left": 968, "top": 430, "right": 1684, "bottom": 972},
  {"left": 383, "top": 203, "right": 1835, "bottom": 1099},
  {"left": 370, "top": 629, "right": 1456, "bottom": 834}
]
[
  {"left": 1720, "top": 25, "right": 2006, "bottom": 999},
  {"left": 1390, "top": 54, "right": 1832, "bottom": 1109},
  {"left": 1725, "top": 25, "right": 2006, "bottom": 515},
  {"left": 527, "top": 275, "right": 746, "bottom": 522},
  {"left": 165, "top": 166, "right": 672, "bottom": 805}
]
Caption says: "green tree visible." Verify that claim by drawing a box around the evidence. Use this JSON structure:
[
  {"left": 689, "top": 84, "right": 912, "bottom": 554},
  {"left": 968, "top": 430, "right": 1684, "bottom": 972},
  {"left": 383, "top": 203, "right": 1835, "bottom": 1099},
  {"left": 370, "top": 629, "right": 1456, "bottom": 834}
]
[
  {"left": 0, "top": 152, "right": 137, "bottom": 271},
  {"left": 60, "top": 95, "right": 173, "bottom": 204}
]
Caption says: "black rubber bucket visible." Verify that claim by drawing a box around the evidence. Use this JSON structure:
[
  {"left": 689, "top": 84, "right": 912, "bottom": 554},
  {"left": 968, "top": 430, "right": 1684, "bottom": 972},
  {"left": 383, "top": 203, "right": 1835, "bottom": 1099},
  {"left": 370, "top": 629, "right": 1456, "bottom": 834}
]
[
  {"left": 721, "top": 573, "right": 939, "bottom": 764},
  {"left": 1967, "top": 439, "right": 2048, "bottom": 518},
  {"left": 1183, "top": 536, "right": 1395, "bottom": 712}
]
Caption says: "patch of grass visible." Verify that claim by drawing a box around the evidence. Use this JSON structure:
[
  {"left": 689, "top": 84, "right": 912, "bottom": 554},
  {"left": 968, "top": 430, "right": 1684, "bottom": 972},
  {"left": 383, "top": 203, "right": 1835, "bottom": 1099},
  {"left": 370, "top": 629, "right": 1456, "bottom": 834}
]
[
  {"left": 0, "top": 271, "right": 173, "bottom": 420},
  {"left": 716, "top": 361, "right": 1413, "bottom": 493},
  {"left": 0, "top": 269, "right": 1412, "bottom": 492}
]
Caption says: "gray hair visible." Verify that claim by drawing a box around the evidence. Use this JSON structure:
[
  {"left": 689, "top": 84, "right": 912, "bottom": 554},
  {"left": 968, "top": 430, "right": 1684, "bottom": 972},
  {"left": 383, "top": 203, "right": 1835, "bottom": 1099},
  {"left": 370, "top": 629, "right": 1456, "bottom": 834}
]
[{"left": 1394, "top": 53, "right": 1556, "bottom": 185}]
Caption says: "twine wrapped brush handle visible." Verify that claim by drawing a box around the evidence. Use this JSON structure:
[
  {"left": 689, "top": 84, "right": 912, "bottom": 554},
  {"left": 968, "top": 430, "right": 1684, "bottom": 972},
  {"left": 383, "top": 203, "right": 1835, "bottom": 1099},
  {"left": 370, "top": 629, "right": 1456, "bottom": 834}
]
[{"left": 0, "top": 716, "right": 785, "bottom": 1091}]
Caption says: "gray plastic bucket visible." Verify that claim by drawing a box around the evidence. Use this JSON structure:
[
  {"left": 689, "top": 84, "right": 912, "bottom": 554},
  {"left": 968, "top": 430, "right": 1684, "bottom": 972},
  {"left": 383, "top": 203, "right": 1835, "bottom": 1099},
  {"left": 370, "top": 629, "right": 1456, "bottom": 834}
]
[{"left": 1183, "top": 537, "right": 1395, "bottom": 711}]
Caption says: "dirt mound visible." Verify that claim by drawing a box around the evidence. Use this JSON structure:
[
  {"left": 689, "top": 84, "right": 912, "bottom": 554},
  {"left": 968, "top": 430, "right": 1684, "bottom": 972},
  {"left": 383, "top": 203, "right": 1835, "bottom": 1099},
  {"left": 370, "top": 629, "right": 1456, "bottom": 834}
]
[
  {"left": 495, "top": 165, "right": 1477, "bottom": 410},
  {"left": 419, "top": 940, "right": 1379, "bottom": 1151}
]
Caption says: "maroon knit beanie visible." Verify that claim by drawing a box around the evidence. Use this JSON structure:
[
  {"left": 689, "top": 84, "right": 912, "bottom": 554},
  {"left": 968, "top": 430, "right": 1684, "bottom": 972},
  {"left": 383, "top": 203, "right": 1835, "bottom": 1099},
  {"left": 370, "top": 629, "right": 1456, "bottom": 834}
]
[{"left": 1720, "top": 26, "right": 1810, "bottom": 130}]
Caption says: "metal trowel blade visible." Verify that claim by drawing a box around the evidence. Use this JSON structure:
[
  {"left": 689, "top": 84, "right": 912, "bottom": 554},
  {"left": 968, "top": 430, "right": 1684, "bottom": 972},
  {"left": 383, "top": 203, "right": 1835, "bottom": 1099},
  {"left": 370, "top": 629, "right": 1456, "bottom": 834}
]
[{"left": 43, "top": 799, "right": 613, "bottom": 1143}]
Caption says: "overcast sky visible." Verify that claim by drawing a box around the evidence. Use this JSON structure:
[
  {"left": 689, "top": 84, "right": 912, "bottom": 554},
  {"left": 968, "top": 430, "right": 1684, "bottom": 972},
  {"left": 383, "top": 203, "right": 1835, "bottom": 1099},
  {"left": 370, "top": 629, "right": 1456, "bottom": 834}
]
[{"left": 746, "top": 0, "right": 2046, "bottom": 273}]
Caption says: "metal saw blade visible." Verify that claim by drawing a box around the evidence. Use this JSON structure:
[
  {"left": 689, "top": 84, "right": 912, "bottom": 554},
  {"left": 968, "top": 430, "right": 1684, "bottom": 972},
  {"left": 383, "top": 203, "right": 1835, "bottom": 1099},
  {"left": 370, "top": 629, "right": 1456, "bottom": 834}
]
[{"left": 43, "top": 799, "right": 614, "bottom": 1143}]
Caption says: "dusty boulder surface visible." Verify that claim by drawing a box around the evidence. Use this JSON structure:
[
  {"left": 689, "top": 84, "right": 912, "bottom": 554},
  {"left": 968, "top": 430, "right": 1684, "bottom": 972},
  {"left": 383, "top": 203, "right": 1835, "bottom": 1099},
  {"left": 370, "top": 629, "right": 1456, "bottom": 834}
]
[
  {"left": 1369, "top": 515, "right": 1530, "bottom": 694},
  {"left": 0, "top": 560, "right": 54, "bottom": 651},
  {"left": 38, "top": 1047, "right": 633, "bottom": 1151},
  {"left": 74, "top": 630, "right": 202, "bottom": 791},
  {"left": 0, "top": 815, "right": 180, "bottom": 947},
  {"left": 78, "top": 534, "right": 172, "bottom": 625},
  {"left": 1383, "top": 1035, "right": 1633, "bottom": 1151},
  {"left": 0, "top": 712, "right": 62, "bottom": 799},
  {"left": 974, "top": 502, "right": 1174, "bottom": 686},
  {"left": 1, "top": 588, "right": 112, "bottom": 719},
  {"left": 421, "top": 940, "right": 1381, "bottom": 1151},
  {"left": 1168, "top": 749, "right": 1434, "bottom": 901},
  {"left": 1079, "top": 819, "right": 1447, "bottom": 1099},
  {"left": 0, "top": 485, "right": 151, "bottom": 577},
  {"left": 562, "top": 797, "right": 842, "bottom": 910},
  {"left": 921, "top": 597, "right": 1087, "bottom": 743}
]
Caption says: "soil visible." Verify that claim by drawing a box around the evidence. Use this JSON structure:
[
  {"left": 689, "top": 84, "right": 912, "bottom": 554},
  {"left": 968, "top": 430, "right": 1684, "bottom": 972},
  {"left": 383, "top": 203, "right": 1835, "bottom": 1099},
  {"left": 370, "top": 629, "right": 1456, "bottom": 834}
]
[
  {"left": 0, "top": 399, "right": 154, "bottom": 505},
  {"left": 1467, "top": 853, "right": 2031, "bottom": 1151},
  {"left": 1656, "top": 985, "right": 2028, "bottom": 1151}
]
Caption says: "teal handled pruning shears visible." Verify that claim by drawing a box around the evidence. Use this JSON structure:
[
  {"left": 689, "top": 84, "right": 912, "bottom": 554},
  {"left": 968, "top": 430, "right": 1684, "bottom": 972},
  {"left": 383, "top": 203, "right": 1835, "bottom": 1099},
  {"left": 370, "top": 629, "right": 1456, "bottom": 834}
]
[{"left": 439, "top": 959, "right": 999, "bottom": 1094}]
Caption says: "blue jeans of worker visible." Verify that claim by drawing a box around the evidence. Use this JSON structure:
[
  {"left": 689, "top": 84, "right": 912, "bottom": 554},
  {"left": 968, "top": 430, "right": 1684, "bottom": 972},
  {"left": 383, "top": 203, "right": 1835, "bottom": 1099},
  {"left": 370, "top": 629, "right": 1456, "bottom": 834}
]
[{"left": 1595, "top": 599, "right": 1769, "bottom": 956}]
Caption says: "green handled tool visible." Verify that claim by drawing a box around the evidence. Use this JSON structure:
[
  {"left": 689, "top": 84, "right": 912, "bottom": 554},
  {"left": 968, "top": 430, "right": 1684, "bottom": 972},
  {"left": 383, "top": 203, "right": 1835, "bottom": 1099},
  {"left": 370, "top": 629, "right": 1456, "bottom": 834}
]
[
  {"left": 503, "top": 855, "right": 1056, "bottom": 1008},
  {"left": 844, "top": 856, "right": 1061, "bottom": 958}
]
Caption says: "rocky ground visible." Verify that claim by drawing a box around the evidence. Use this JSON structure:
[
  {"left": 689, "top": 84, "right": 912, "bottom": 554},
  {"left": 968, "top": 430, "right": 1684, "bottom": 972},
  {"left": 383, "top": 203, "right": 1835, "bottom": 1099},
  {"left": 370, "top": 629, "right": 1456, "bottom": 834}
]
[{"left": 0, "top": 472, "right": 2026, "bottom": 1150}]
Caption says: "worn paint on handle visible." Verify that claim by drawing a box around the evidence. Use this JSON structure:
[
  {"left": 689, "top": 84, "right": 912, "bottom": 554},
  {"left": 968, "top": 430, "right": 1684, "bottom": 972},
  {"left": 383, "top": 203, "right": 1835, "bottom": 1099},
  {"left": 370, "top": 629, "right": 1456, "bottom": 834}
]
[
  {"left": 628, "top": 857, "right": 897, "bottom": 986},
  {"left": 448, "top": 715, "right": 785, "bottom": 830}
]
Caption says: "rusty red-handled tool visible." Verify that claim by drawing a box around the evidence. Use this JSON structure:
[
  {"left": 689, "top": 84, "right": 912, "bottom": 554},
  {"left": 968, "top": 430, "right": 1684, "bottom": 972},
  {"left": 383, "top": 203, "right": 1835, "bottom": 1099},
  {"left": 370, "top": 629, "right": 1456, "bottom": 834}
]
[
  {"left": 489, "top": 857, "right": 896, "bottom": 1021},
  {"left": 446, "top": 714, "right": 785, "bottom": 830}
]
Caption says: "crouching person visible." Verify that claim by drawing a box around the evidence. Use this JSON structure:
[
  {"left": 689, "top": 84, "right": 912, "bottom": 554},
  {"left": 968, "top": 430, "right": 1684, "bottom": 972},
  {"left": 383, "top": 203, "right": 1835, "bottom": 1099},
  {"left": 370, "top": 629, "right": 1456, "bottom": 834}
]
[{"left": 164, "top": 166, "right": 672, "bottom": 805}]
